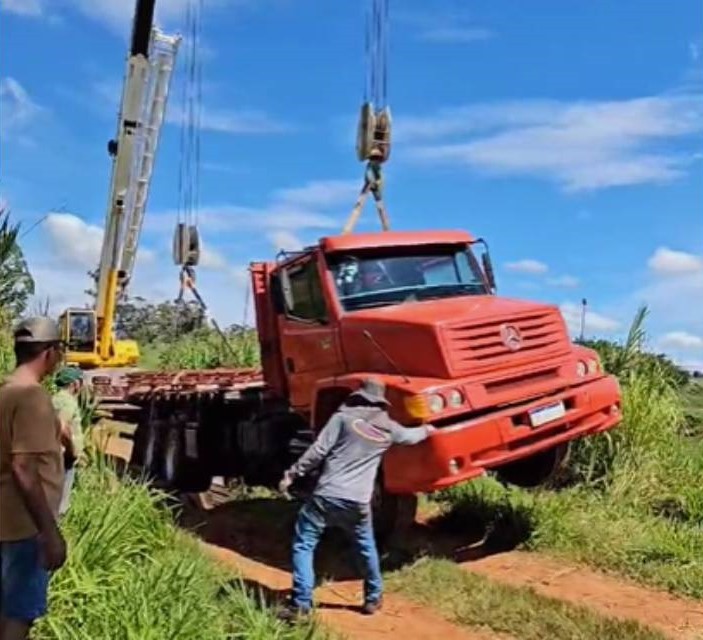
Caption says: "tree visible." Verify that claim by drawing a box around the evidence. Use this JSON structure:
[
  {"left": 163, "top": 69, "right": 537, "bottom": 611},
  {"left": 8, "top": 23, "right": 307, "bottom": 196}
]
[
  {"left": 115, "top": 297, "right": 205, "bottom": 343},
  {"left": 0, "top": 209, "right": 35, "bottom": 318}
]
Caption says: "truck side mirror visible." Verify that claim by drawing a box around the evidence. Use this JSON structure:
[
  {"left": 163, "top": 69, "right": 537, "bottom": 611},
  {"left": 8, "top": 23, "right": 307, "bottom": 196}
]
[
  {"left": 280, "top": 268, "right": 294, "bottom": 311},
  {"left": 482, "top": 253, "right": 497, "bottom": 292}
]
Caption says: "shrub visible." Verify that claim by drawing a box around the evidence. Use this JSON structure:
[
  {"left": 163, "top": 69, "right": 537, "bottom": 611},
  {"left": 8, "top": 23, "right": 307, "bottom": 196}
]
[{"left": 157, "top": 327, "right": 260, "bottom": 370}]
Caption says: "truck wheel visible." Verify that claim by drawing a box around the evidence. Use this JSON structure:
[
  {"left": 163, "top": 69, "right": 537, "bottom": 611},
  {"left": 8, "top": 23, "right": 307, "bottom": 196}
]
[
  {"left": 371, "top": 475, "right": 417, "bottom": 547},
  {"left": 494, "top": 443, "right": 569, "bottom": 489},
  {"left": 162, "top": 427, "right": 211, "bottom": 493}
]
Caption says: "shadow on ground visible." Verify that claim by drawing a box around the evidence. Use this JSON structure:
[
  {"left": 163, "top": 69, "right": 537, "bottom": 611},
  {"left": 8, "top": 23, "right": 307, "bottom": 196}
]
[{"left": 173, "top": 487, "right": 535, "bottom": 583}]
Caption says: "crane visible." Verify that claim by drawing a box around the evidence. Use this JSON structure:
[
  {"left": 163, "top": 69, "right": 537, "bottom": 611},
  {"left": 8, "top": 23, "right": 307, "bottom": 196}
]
[{"left": 59, "top": 0, "right": 182, "bottom": 368}]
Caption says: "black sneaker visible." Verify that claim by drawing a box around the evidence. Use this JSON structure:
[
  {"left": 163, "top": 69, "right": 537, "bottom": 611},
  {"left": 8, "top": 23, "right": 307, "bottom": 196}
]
[
  {"left": 277, "top": 604, "right": 311, "bottom": 624},
  {"left": 361, "top": 597, "right": 383, "bottom": 615}
]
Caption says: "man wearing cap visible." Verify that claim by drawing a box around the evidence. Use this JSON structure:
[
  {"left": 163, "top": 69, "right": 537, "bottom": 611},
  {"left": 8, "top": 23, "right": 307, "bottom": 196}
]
[
  {"left": 0, "top": 318, "right": 67, "bottom": 639},
  {"left": 52, "top": 367, "right": 84, "bottom": 516},
  {"left": 278, "top": 378, "right": 434, "bottom": 619}
]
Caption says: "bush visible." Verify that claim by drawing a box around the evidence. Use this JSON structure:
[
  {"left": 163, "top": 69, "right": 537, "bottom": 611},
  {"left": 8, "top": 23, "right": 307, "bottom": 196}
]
[{"left": 157, "top": 327, "right": 260, "bottom": 370}]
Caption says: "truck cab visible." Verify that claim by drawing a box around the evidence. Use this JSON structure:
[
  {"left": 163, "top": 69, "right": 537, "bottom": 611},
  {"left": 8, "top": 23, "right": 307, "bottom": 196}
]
[{"left": 253, "top": 229, "right": 621, "bottom": 492}]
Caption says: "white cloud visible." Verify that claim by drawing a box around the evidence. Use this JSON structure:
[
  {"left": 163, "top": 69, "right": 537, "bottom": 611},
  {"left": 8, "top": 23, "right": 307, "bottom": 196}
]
[
  {"left": 399, "top": 95, "right": 703, "bottom": 192},
  {"left": 1, "top": 0, "right": 43, "bottom": 16},
  {"left": 166, "top": 105, "right": 291, "bottom": 136},
  {"left": 44, "top": 213, "right": 104, "bottom": 268},
  {"left": 0, "top": 77, "right": 43, "bottom": 139},
  {"left": 505, "top": 259, "right": 548, "bottom": 275},
  {"left": 43, "top": 212, "right": 155, "bottom": 269},
  {"left": 547, "top": 275, "right": 580, "bottom": 288},
  {"left": 268, "top": 230, "right": 303, "bottom": 252},
  {"left": 146, "top": 177, "right": 356, "bottom": 238},
  {"left": 398, "top": 9, "right": 494, "bottom": 45},
  {"left": 660, "top": 331, "right": 703, "bottom": 351},
  {"left": 148, "top": 205, "right": 337, "bottom": 235},
  {"left": 91, "top": 79, "right": 291, "bottom": 136},
  {"left": 648, "top": 247, "right": 703, "bottom": 275},
  {"left": 560, "top": 301, "right": 621, "bottom": 335},
  {"left": 198, "top": 245, "right": 228, "bottom": 271},
  {"left": 273, "top": 180, "right": 360, "bottom": 209},
  {"left": 12, "top": 0, "right": 237, "bottom": 34}
]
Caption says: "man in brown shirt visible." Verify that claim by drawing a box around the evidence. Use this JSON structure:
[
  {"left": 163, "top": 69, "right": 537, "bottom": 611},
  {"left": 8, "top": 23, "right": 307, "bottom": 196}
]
[{"left": 0, "top": 318, "right": 67, "bottom": 640}]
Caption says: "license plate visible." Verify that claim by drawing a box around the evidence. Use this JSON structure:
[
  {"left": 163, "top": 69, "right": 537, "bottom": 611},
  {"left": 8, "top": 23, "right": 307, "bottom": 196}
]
[{"left": 529, "top": 401, "right": 566, "bottom": 427}]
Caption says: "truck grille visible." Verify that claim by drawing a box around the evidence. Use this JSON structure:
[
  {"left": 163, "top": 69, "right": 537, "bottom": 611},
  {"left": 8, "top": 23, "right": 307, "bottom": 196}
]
[{"left": 444, "top": 311, "right": 567, "bottom": 374}]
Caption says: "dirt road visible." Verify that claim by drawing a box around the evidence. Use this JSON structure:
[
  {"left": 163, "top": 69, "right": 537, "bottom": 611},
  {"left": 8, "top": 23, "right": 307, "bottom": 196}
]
[{"left": 101, "top": 432, "right": 703, "bottom": 640}]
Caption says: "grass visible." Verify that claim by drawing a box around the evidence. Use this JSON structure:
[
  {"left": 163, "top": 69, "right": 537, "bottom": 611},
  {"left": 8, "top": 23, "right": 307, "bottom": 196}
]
[
  {"left": 433, "top": 362, "right": 703, "bottom": 600},
  {"left": 682, "top": 379, "right": 703, "bottom": 436},
  {"left": 139, "top": 328, "right": 260, "bottom": 371},
  {"left": 387, "top": 558, "right": 666, "bottom": 640},
  {"left": 34, "top": 461, "right": 328, "bottom": 640}
]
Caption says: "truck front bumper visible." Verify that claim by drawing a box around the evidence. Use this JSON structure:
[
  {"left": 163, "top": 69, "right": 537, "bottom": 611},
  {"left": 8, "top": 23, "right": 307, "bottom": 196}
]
[{"left": 383, "top": 375, "right": 621, "bottom": 494}]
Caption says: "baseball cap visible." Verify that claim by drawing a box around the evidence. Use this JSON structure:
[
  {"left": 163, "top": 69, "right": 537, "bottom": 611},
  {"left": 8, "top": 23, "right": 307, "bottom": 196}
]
[
  {"left": 349, "top": 377, "right": 390, "bottom": 406},
  {"left": 13, "top": 317, "right": 61, "bottom": 344}
]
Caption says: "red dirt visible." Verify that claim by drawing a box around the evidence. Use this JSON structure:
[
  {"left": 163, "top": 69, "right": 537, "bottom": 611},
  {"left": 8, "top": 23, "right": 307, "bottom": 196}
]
[
  {"left": 462, "top": 551, "right": 703, "bottom": 640},
  {"left": 100, "top": 433, "right": 701, "bottom": 639},
  {"left": 205, "top": 542, "right": 503, "bottom": 640}
]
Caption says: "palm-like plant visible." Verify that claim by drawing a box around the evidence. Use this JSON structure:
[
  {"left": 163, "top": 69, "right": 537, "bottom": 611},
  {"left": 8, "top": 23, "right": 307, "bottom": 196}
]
[{"left": 0, "top": 208, "right": 35, "bottom": 317}]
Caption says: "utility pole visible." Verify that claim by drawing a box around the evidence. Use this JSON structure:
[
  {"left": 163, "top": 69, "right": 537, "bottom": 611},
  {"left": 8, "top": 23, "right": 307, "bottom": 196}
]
[{"left": 579, "top": 298, "right": 587, "bottom": 342}]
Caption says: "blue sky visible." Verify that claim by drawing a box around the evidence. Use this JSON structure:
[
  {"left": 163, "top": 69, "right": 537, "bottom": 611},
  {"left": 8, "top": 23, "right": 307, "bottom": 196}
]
[{"left": 1, "top": 0, "right": 702, "bottom": 369}]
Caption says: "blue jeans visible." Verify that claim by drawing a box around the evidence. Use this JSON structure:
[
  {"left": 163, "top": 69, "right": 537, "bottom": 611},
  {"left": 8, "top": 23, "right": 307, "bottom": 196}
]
[
  {"left": 0, "top": 537, "right": 50, "bottom": 623},
  {"left": 291, "top": 495, "right": 382, "bottom": 610}
]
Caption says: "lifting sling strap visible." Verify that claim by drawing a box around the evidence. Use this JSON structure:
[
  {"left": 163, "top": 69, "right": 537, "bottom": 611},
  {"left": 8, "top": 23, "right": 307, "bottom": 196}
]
[{"left": 343, "top": 158, "right": 390, "bottom": 234}]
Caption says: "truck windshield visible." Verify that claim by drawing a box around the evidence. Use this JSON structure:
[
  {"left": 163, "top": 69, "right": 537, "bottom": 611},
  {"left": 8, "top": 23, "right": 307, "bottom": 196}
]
[{"left": 329, "top": 246, "right": 489, "bottom": 311}]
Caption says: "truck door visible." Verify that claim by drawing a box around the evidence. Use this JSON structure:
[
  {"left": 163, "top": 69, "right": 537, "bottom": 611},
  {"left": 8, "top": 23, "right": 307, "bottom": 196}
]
[{"left": 278, "top": 255, "right": 343, "bottom": 411}]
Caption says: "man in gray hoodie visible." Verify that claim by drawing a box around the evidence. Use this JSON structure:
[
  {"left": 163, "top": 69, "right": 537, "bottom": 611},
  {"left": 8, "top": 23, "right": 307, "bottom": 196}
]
[{"left": 278, "top": 378, "right": 434, "bottom": 619}]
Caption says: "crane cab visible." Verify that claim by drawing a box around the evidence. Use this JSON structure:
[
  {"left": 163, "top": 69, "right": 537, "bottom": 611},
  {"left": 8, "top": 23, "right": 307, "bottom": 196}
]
[{"left": 59, "top": 308, "right": 140, "bottom": 369}]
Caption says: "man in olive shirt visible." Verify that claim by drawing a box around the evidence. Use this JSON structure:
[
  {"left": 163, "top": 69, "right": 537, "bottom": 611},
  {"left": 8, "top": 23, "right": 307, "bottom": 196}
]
[
  {"left": 0, "top": 318, "right": 67, "bottom": 640},
  {"left": 52, "top": 367, "right": 84, "bottom": 516}
]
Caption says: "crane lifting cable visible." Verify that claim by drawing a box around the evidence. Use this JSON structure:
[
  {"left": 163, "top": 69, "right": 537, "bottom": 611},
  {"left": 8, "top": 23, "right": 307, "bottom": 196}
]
[
  {"left": 173, "top": 0, "right": 203, "bottom": 299},
  {"left": 345, "top": 0, "right": 391, "bottom": 234}
]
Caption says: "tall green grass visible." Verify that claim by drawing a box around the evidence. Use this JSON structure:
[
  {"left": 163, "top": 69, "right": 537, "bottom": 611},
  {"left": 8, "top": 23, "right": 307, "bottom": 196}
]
[
  {"left": 34, "top": 463, "right": 327, "bottom": 640},
  {"left": 156, "top": 328, "right": 260, "bottom": 370}
]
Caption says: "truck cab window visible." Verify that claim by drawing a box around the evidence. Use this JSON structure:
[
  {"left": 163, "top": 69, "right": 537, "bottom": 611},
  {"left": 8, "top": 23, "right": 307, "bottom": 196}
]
[
  {"left": 285, "top": 260, "right": 327, "bottom": 322},
  {"left": 330, "top": 246, "right": 488, "bottom": 312}
]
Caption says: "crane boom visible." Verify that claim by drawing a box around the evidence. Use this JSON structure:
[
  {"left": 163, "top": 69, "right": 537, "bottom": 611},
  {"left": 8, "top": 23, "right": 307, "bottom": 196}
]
[
  {"left": 95, "top": 0, "right": 157, "bottom": 361},
  {"left": 62, "top": 0, "right": 180, "bottom": 369},
  {"left": 120, "top": 29, "right": 181, "bottom": 291}
]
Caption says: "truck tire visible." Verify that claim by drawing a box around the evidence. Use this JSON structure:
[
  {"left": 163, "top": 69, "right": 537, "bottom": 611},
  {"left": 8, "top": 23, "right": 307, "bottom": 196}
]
[
  {"left": 162, "top": 427, "right": 211, "bottom": 493},
  {"left": 494, "top": 443, "right": 569, "bottom": 489},
  {"left": 130, "top": 418, "right": 161, "bottom": 480},
  {"left": 371, "top": 475, "right": 417, "bottom": 548}
]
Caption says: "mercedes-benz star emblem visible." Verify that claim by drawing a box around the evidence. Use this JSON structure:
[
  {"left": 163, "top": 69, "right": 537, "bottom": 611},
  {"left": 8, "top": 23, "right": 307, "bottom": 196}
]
[{"left": 500, "top": 324, "right": 523, "bottom": 351}]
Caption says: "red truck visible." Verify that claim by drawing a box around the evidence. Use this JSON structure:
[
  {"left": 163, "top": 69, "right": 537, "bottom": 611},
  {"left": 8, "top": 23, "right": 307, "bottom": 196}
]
[{"left": 118, "top": 229, "right": 621, "bottom": 536}]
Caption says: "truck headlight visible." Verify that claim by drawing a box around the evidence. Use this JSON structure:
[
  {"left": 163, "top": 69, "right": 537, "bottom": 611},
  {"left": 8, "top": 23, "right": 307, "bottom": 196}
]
[
  {"left": 587, "top": 358, "right": 599, "bottom": 374},
  {"left": 447, "top": 389, "right": 464, "bottom": 408},
  {"left": 428, "top": 393, "right": 445, "bottom": 414}
]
